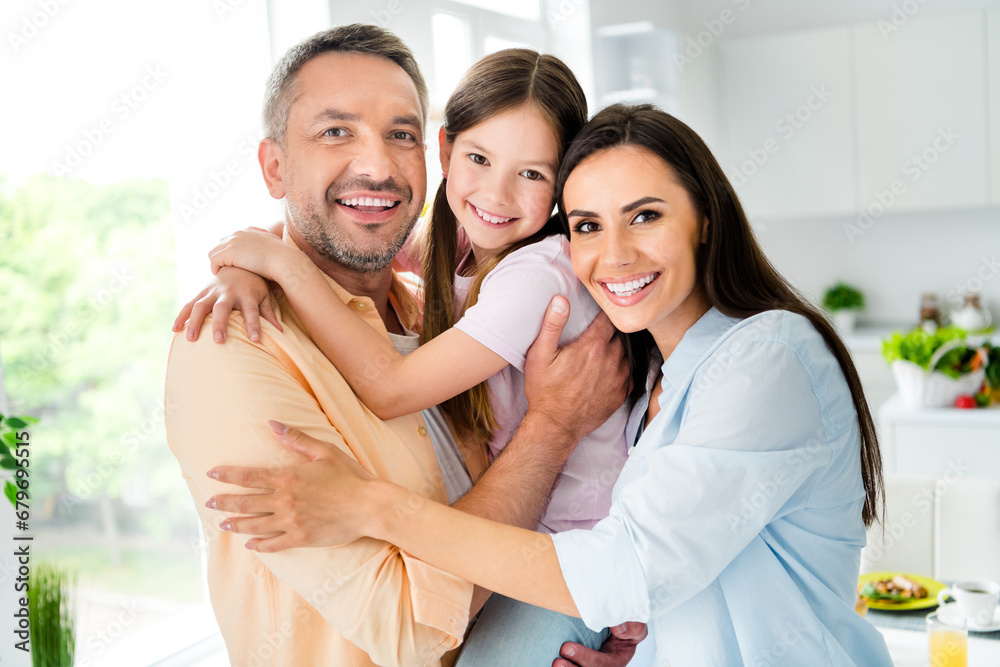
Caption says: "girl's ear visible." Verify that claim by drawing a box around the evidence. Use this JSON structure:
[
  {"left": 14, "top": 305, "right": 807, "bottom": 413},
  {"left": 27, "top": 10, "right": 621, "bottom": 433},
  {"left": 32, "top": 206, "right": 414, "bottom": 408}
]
[{"left": 438, "top": 126, "right": 453, "bottom": 175}]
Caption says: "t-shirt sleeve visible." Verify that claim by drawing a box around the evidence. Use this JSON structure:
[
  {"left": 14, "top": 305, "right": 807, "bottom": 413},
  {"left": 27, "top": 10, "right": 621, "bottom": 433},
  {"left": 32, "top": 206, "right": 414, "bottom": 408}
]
[{"left": 453, "top": 246, "right": 578, "bottom": 371}]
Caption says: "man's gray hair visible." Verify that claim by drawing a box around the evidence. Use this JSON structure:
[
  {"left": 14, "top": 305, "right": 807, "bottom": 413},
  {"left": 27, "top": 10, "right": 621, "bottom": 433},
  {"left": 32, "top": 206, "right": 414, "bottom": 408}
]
[{"left": 262, "top": 23, "right": 429, "bottom": 146}]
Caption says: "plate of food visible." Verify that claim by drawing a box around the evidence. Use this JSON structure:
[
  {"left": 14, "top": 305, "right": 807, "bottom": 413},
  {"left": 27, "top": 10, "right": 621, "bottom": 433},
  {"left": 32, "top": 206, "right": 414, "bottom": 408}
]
[{"left": 857, "top": 572, "right": 946, "bottom": 611}]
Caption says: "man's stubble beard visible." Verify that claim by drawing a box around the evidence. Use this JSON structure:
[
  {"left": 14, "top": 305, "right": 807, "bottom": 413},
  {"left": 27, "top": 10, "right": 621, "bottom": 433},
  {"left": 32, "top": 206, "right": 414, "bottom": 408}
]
[{"left": 286, "top": 180, "right": 421, "bottom": 275}]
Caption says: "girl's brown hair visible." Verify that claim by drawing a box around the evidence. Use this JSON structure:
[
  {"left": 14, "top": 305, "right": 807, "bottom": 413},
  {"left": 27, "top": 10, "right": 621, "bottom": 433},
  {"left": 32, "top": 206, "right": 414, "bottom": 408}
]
[
  {"left": 417, "top": 49, "right": 587, "bottom": 445},
  {"left": 554, "top": 104, "right": 884, "bottom": 527}
]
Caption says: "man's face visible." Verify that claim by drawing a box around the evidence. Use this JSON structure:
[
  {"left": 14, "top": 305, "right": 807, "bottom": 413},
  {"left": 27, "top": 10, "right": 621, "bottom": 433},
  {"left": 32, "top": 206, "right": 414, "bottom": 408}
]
[{"left": 276, "top": 51, "right": 427, "bottom": 274}]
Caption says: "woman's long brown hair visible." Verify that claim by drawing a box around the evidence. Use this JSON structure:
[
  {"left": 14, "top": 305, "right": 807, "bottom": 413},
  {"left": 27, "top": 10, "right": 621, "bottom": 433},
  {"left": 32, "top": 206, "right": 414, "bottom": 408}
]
[
  {"left": 554, "top": 105, "right": 884, "bottom": 527},
  {"left": 416, "top": 49, "right": 588, "bottom": 445}
]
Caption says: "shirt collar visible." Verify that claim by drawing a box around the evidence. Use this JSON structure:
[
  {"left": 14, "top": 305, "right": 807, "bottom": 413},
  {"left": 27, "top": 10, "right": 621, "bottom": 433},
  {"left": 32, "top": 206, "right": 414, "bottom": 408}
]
[
  {"left": 659, "top": 307, "right": 741, "bottom": 391},
  {"left": 282, "top": 228, "right": 421, "bottom": 333}
]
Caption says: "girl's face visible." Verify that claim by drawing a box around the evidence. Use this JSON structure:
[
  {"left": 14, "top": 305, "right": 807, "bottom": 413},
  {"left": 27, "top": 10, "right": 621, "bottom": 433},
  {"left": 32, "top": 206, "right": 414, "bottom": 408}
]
[
  {"left": 440, "top": 103, "right": 560, "bottom": 262},
  {"left": 565, "top": 145, "right": 710, "bottom": 352}
]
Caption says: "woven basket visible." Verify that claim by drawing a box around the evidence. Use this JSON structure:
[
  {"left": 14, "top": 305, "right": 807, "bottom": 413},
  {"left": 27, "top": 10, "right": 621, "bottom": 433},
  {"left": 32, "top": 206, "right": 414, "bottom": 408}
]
[{"left": 891, "top": 339, "right": 986, "bottom": 408}]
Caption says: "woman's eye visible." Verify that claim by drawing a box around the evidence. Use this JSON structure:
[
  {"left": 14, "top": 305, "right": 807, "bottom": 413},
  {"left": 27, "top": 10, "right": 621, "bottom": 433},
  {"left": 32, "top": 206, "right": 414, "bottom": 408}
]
[
  {"left": 572, "top": 221, "right": 599, "bottom": 234},
  {"left": 469, "top": 153, "right": 488, "bottom": 165},
  {"left": 520, "top": 169, "right": 543, "bottom": 181},
  {"left": 633, "top": 210, "right": 659, "bottom": 224}
]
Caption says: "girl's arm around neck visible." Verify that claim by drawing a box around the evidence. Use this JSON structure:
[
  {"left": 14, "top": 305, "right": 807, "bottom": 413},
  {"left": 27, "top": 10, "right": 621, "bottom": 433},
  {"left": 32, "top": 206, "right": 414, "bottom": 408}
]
[{"left": 277, "top": 253, "right": 509, "bottom": 419}]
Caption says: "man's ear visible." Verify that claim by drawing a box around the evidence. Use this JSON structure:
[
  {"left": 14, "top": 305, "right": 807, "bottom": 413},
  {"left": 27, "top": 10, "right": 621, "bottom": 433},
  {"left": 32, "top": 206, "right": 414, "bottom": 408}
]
[
  {"left": 259, "top": 138, "right": 285, "bottom": 199},
  {"left": 438, "top": 126, "right": 452, "bottom": 175}
]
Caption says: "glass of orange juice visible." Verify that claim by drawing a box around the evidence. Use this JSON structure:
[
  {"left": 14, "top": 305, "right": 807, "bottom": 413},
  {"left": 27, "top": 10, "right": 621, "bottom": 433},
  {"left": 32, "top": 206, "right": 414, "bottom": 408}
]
[{"left": 927, "top": 611, "right": 967, "bottom": 667}]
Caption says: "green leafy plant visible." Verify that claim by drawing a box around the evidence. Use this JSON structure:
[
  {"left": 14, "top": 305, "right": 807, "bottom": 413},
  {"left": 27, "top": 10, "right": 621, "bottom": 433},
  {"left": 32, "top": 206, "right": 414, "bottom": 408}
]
[
  {"left": 822, "top": 282, "right": 865, "bottom": 312},
  {"left": 881, "top": 326, "right": 980, "bottom": 379},
  {"left": 0, "top": 414, "right": 36, "bottom": 505},
  {"left": 28, "top": 563, "right": 76, "bottom": 667}
]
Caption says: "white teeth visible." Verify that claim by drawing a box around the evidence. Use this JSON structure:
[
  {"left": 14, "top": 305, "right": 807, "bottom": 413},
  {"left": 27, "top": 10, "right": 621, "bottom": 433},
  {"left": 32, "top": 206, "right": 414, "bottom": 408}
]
[
  {"left": 605, "top": 274, "right": 656, "bottom": 296},
  {"left": 472, "top": 204, "right": 513, "bottom": 225},
  {"left": 338, "top": 197, "right": 398, "bottom": 208}
]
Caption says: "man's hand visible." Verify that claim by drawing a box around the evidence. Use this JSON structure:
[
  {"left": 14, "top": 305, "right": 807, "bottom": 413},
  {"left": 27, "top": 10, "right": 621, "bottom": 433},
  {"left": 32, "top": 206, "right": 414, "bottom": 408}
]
[
  {"left": 524, "top": 296, "right": 629, "bottom": 446},
  {"left": 554, "top": 622, "right": 648, "bottom": 667}
]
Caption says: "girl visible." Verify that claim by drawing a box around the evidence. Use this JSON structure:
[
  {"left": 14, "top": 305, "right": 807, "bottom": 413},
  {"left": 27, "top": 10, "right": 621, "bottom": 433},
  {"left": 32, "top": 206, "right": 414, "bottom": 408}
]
[
  {"left": 177, "top": 50, "right": 641, "bottom": 661},
  {"left": 204, "top": 105, "right": 894, "bottom": 666}
]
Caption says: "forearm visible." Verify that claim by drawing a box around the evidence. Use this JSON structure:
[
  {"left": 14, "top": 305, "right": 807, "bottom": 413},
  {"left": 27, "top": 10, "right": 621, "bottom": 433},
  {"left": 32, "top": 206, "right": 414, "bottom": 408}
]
[
  {"left": 274, "top": 255, "right": 410, "bottom": 412},
  {"left": 452, "top": 410, "right": 578, "bottom": 529},
  {"left": 372, "top": 478, "right": 578, "bottom": 617}
]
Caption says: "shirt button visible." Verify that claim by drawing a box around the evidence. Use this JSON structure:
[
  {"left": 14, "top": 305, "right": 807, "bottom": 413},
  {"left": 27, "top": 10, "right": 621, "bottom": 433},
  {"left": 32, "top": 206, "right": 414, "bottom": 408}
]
[
  {"left": 354, "top": 301, "right": 366, "bottom": 311},
  {"left": 418, "top": 426, "right": 428, "bottom": 438},
  {"left": 663, "top": 661, "right": 670, "bottom": 667}
]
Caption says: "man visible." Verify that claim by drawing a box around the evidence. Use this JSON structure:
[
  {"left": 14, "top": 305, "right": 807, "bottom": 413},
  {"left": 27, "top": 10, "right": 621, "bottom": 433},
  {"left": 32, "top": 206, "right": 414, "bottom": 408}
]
[{"left": 166, "top": 24, "right": 639, "bottom": 666}]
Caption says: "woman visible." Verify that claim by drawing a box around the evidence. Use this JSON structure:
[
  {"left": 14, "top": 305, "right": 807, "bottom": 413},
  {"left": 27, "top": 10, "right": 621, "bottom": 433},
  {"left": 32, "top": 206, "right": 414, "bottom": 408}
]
[{"left": 206, "top": 105, "right": 892, "bottom": 665}]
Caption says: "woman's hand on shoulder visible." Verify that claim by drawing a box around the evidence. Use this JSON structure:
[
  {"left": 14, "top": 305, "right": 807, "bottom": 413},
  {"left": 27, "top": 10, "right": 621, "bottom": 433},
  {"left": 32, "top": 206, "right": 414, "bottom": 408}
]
[{"left": 172, "top": 266, "right": 282, "bottom": 343}]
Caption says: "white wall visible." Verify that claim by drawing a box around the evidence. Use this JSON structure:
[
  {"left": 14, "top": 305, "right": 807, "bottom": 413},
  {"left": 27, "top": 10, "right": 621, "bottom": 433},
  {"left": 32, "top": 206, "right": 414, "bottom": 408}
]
[{"left": 755, "top": 209, "right": 1000, "bottom": 326}]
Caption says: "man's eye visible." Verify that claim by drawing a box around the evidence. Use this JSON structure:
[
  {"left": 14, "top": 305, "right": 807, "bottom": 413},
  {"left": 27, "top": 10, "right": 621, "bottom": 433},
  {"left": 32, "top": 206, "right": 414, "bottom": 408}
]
[
  {"left": 392, "top": 131, "right": 417, "bottom": 142},
  {"left": 323, "top": 128, "right": 347, "bottom": 137},
  {"left": 521, "top": 169, "right": 543, "bottom": 181},
  {"left": 469, "top": 153, "right": 488, "bottom": 165}
]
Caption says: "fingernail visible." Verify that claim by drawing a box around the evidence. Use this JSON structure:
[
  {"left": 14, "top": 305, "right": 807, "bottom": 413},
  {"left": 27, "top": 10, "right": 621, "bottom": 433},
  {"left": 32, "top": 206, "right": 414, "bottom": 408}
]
[
  {"left": 207, "top": 468, "right": 219, "bottom": 480},
  {"left": 219, "top": 519, "right": 231, "bottom": 531},
  {"left": 205, "top": 497, "right": 217, "bottom": 510},
  {"left": 268, "top": 420, "right": 288, "bottom": 435},
  {"left": 564, "top": 646, "right": 575, "bottom": 657},
  {"left": 244, "top": 541, "right": 255, "bottom": 550},
  {"left": 551, "top": 299, "right": 568, "bottom": 314},
  {"left": 187, "top": 329, "right": 196, "bottom": 340},
  {"left": 250, "top": 331, "right": 260, "bottom": 342},
  {"left": 214, "top": 331, "right": 223, "bottom": 342}
]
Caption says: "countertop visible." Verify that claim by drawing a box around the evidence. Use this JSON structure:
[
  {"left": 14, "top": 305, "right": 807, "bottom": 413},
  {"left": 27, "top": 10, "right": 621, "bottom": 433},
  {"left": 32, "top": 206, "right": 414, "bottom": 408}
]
[{"left": 879, "top": 393, "right": 1000, "bottom": 426}]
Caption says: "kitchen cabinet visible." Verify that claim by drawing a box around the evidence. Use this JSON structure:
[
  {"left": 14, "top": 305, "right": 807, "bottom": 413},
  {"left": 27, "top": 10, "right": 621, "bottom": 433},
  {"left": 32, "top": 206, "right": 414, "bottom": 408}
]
[
  {"left": 720, "top": 28, "right": 855, "bottom": 220},
  {"left": 878, "top": 396, "right": 1000, "bottom": 483},
  {"left": 989, "top": 11, "right": 1000, "bottom": 205},
  {"left": 854, "top": 12, "right": 988, "bottom": 212},
  {"left": 593, "top": 22, "right": 680, "bottom": 113}
]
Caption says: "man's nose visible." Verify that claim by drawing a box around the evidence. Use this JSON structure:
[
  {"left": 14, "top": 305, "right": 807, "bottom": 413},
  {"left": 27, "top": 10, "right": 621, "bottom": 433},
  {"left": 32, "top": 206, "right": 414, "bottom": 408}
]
[{"left": 349, "top": 134, "right": 397, "bottom": 182}]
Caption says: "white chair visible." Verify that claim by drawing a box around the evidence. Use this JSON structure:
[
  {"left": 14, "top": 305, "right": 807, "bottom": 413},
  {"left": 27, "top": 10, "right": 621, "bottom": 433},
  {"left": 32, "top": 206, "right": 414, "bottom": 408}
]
[
  {"left": 935, "top": 476, "right": 1000, "bottom": 583},
  {"left": 861, "top": 474, "right": 937, "bottom": 576}
]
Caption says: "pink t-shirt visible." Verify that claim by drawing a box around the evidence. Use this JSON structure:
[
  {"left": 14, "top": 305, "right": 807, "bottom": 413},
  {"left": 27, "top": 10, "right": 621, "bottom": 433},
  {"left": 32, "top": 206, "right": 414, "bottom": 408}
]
[{"left": 454, "top": 235, "right": 629, "bottom": 534}]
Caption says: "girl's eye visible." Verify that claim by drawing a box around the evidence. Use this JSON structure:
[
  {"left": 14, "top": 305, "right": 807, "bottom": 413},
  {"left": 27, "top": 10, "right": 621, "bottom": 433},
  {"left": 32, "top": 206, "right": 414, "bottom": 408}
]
[
  {"left": 520, "top": 169, "right": 543, "bottom": 181},
  {"left": 572, "top": 221, "right": 600, "bottom": 234},
  {"left": 633, "top": 210, "right": 660, "bottom": 224},
  {"left": 469, "top": 153, "right": 488, "bottom": 165}
]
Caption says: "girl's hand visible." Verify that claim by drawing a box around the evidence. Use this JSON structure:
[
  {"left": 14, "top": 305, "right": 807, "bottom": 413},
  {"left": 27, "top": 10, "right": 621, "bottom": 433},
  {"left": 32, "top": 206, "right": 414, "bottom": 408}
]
[
  {"left": 172, "top": 266, "right": 282, "bottom": 343},
  {"left": 209, "top": 227, "right": 302, "bottom": 281},
  {"left": 205, "top": 422, "right": 380, "bottom": 552}
]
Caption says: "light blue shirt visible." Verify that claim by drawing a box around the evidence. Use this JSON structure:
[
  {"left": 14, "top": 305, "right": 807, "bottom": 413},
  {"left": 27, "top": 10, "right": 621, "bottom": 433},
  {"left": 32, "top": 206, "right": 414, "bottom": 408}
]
[{"left": 552, "top": 308, "right": 892, "bottom": 666}]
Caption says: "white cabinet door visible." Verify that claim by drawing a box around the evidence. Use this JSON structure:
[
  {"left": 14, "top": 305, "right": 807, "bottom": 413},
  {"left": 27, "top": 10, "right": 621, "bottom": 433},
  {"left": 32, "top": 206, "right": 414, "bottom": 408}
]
[
  {"left": 989, "top": 11, "right": 1000, "bottom": 206},
  {"left": 855, "top": 12, "right": 988, "bottom": 213},
  {"left": 721, "top": 27, "right": 855, "bottom": 221}
]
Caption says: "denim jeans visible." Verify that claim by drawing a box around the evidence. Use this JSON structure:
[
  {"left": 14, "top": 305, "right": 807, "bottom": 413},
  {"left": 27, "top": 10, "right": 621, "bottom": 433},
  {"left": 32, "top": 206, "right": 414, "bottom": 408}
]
[{"left": 455, "top": 594, "right": 610, "bottom": 666}]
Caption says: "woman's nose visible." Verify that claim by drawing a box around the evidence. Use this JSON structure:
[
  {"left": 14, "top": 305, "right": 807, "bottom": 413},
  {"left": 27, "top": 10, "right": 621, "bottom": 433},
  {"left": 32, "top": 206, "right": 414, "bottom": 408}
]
[{"left": 600, "top": 228, "right": 639, "bottom": 268}]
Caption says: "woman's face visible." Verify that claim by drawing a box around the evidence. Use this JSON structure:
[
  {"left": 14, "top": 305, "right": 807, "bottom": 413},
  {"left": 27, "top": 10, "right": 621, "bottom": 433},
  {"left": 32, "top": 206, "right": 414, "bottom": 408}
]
[
  {"left": 440, "top": 103, "right": 560, "bottom": 262},
  {"left": 565, "top": 145, "right": 710, "bottom": 350}
]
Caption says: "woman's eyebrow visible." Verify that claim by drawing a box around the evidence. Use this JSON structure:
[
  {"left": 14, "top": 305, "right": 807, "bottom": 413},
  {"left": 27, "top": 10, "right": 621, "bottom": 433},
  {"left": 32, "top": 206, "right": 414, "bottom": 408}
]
[
  {"left": 620, "top": 196, "right": 665, "bottom": 213},
  {"left": 566, "top": 209, "right": 599, "bottom": 218}
]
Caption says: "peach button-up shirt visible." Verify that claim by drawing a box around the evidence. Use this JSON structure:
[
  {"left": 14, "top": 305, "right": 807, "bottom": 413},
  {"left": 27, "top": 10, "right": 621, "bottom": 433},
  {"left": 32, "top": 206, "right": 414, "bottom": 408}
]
[{"left": 165, "top": 240, "right": 488, "bottom": 667}]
